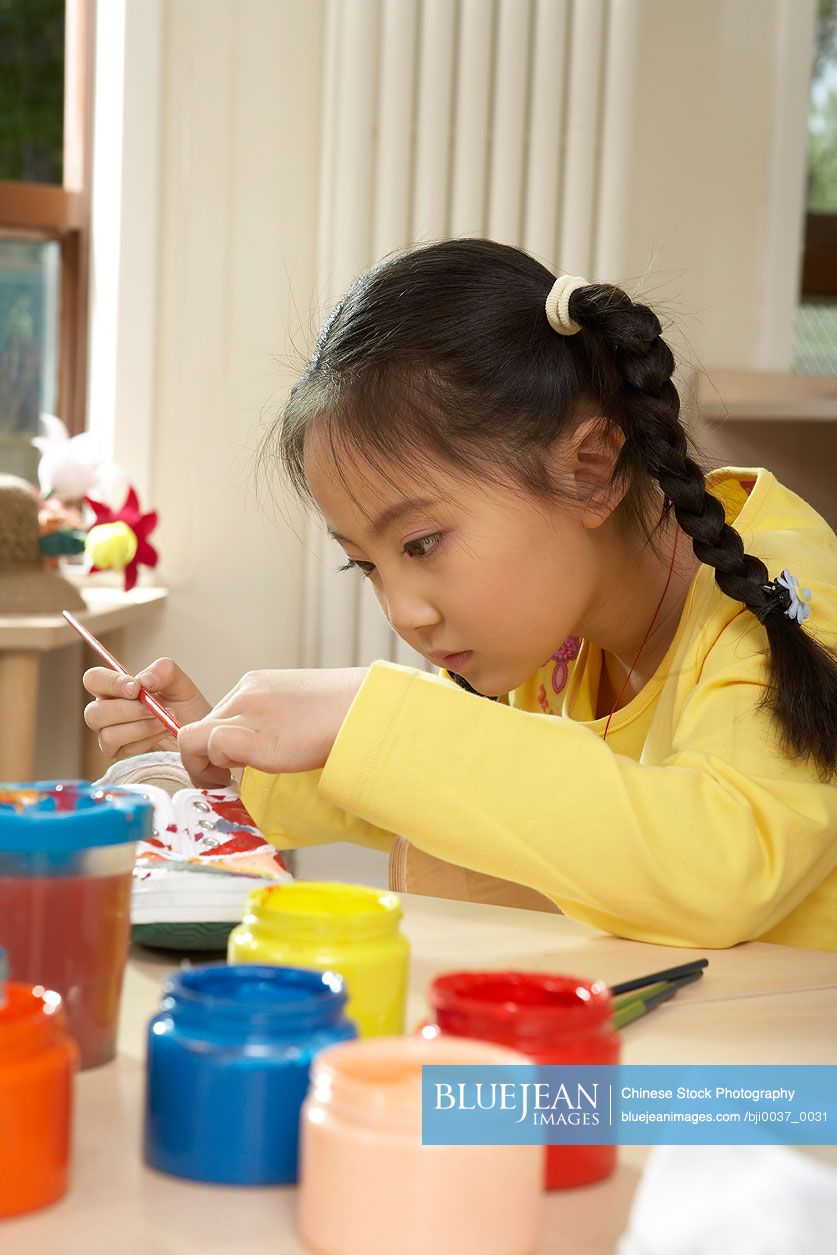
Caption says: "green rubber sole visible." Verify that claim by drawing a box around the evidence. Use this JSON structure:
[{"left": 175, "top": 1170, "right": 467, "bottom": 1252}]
[{"left": 131, "top": 921, "right": 234, "bottom": 951}]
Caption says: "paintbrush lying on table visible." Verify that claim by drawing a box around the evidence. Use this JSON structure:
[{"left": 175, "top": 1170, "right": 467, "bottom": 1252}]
[{"left": 610, "top": 958, "right": 708, "bottom": 1030}]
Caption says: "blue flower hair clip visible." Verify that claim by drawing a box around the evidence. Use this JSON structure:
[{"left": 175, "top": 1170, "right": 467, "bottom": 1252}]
[{"left": 759, "top": 569, "right": 813, "bottom": 625}]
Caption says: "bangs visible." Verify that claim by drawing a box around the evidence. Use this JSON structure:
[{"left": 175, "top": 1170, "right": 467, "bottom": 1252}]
[{"left": 279, "top": 362, "right": 570, "bottom": 515}]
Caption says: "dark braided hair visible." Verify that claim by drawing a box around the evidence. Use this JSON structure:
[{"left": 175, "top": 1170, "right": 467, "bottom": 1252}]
[{"left": 275, "top": 238, "right": 837, "bottom": 779}]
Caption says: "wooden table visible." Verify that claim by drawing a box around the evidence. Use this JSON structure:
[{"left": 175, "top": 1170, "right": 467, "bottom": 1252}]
[
  {"left": 0, "top": 585, "right": 167, "bottom": 781},
  {"left": 4, "top": 895, "right": 836, "bottom": 1254}
]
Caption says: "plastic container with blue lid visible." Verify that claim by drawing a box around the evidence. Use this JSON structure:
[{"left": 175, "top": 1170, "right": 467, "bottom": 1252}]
[
  {"left": 144, "top": 963, "right": 358, "bottom": 1184},
  {"left": 0, "top": 781, "right": 152, "bottom": 1068}
]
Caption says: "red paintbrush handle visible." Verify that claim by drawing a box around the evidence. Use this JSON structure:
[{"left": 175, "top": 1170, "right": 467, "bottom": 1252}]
[{"left": 62, "top": 610, "right": 182, "bottom": 737}]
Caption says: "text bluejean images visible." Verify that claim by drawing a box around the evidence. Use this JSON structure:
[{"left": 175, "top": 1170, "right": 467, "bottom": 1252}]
[{"left": 421, "top": 1066, "right": 837, "bottom": 1146}]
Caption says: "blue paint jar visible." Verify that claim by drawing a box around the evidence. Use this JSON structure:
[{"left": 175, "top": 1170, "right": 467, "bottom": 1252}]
[{"left": 144, "top": 963, "right": 357, "bottom": 1184}]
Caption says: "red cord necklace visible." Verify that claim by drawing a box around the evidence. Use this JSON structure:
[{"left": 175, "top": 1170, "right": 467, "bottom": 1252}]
[{"left": 602, "top": 528, "right": 680, "bottom": 741}]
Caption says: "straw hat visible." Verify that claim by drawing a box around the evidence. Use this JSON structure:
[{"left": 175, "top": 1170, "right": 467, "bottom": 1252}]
[{"left": 0, "top": 474, "right": 85, "bottom": 613}]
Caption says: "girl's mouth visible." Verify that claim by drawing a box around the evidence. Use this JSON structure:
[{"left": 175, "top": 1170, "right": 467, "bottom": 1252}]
[{"left": 441, "top": 650, "right": 474, "bottom": 670}]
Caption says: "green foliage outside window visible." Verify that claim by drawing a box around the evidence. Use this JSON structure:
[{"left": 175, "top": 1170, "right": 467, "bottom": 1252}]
[
  {"left": 809, "top": 0, "right": 837, "bottom": 212},
  {"left": 0, "top": 0, "right": 65, "bottom": 184}
]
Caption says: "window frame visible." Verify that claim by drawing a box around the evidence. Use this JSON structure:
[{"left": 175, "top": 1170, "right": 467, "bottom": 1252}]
[
  {"left": 801, "top": 212, "right": 837, "bottom": 298},
  {"left": 0, "top": 0, "right": 95, "bottom": 437}
]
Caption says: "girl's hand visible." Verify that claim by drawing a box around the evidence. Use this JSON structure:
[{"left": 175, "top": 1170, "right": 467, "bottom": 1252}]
[
  {"left": 83, "top": 658, "right": 213, "bottom": 762},
  {"left": 178, "top": 668, "right": 369, "bottom": 788}
]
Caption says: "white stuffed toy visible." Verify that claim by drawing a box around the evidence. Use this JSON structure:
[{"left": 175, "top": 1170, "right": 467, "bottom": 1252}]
[{"left": 32, "top": 414, "right": 127, "bottom": 506}]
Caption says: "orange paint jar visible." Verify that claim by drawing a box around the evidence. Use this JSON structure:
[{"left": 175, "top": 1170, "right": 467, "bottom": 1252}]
[{"left": 0, "top": 982, "right": 77, "bottom": 1218}]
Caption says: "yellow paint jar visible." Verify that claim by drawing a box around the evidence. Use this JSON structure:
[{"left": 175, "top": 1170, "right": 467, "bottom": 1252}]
[{"left": 228, "top": 882, "right": 409, "bottom": 1037}]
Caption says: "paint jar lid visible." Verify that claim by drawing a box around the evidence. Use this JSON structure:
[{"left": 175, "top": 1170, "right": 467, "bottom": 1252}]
[
  {"left": 0, "top": 782, "right": 152, "bottom": 852},
  {"left": 0, "top": 981, "right": 74, "bottom": 1058},
  {"left": 429, "top": 971, "right": 614, "bottom": 1044},
  {"left": 307, "top": 1034, "right": 532, "bottom": 1133},
  {"left": 157, "top": 963, "right": 353, "bottom": 1039},
  {"left": 242, "top": 881, "right": 403, "bottom": 942}
]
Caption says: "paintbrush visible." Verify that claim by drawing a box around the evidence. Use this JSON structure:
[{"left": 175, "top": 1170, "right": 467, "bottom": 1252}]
[
  {"left": 612, "top": 969, "right": 704, "bottom": 1030},
  {"left": 62, "top": 610, "right": 182, "bottom": 737}
]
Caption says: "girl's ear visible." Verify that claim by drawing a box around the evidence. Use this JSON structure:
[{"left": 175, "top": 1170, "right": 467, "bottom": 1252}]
[{"left": 557, "top": 417, "right": 627, "bottom": 528}]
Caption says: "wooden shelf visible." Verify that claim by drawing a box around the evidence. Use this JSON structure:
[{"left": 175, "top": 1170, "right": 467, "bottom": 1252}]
[
  {"left": 694, "top": 369, "right": 837, "bottom": 530},
  {"left": 0, "top": 585, "right": 169, "bottom": 782},
  {"left": 0, "top": 586, "right": 168, "bottom": 651},
  {"left": 697, "top": 369, "right": 837, "bottom": 422}
]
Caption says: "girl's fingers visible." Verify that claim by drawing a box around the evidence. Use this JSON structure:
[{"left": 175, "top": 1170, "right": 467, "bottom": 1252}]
[
  {"left": 97, "top": 717, "right": 171, "bottom": 758},
  {"left": 134, "top": 657, "right": 199, "bottom": 702},
  {"left": 205, "top": 725, "right": 266, "bottom": 770},
  {"left": 109, "top": 732, "right": 179, "bottom": 761},
  {"left": 207, "top": 725, "right": 302, "bottom": 773},
  {"left": 83, "top": 667, "right": 140, "bottom": 700},
  {"left": 178, "top": 720, "right": 279, "bottom": 786},
  {"left": 178, "top": 721, "right": 232, "bottom": 788},
  {"left": 180, "top": 724, "right": 288, "bottom": 785},
  {"left": 181, "top": 754, "right": 232, "bottom": 789},
  {"left": 84, "top": 698, "right": 155, "bottom": 733},
  {"left": 180, "top": 721, "right": 274, "bottom": 771}
]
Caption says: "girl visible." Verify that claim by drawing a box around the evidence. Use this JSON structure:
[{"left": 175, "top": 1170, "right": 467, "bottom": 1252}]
[{"left": 84, "top": 239, "right": 837, "bottom": 951}]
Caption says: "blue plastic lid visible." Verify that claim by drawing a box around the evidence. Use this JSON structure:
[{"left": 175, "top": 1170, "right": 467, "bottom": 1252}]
[{"left": 0, "top": 781, "right": 153, "bottom": 852}]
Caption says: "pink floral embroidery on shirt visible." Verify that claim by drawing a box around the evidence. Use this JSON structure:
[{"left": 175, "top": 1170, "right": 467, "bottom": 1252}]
[
  {"left": 536, "top": 637, "right": 580, "bottom": 715},
  {"left": 549, "top": 636, "right": 580, "bottom": 694}
]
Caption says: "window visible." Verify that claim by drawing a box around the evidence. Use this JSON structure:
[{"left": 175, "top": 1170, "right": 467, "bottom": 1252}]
[
  {"left": 795, "top": 0, "right": 837, "bottom": 374},
  {"left": 0, "top": 0, "right": 94, "bottom": 482}
]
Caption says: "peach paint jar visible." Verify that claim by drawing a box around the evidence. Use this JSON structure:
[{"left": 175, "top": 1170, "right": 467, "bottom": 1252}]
[{"left": 298, "top": 1035, "right": 543, "bottom": 1255}]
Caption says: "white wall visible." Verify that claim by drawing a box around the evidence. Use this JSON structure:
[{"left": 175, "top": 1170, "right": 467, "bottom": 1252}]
[
  {"left": 595, "top": 0, "right": 814, "bottom": 376},
  {"left": 88, "top": 0, "right": 325, "bottom": 703},
  {"left": 125, "top": 0, "right": 323, "bottom": 702}
]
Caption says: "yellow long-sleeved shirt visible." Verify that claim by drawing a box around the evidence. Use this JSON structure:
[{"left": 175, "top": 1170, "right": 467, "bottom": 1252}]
[{"left": 242, "top": 468, "right": 837, "bottom": 951}]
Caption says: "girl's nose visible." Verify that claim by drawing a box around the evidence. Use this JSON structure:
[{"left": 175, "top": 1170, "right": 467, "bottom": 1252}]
[{"left": 381, "top": 583, "right": 441, "bottom": 637}]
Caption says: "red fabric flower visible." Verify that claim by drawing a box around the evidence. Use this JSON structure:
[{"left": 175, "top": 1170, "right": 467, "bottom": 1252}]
[{"left": 85, "top": 487, "right": 159, "bottom": 591}]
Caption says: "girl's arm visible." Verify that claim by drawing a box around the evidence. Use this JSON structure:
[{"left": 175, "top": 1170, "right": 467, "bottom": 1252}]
[
  {"left": 315, "top": 657, "right": 837, "bottom": 949},
  {"left": 241, "top": 764, "right": 394, "bottom": 855}
]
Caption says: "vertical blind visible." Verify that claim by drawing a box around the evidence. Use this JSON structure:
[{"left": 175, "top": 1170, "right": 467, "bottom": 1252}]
[{"left": 305, "top": 0, "right": 633, "bottom": 667}]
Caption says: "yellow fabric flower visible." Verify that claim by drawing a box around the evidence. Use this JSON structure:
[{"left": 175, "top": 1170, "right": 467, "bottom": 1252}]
[{"left": 85, "top": 521, "right": 138, "bottom": 572}]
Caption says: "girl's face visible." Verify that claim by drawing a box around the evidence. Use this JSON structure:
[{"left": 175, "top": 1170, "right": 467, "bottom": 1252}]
[{"left": 304, "top": 438, "right": 601, "bottom": 696}]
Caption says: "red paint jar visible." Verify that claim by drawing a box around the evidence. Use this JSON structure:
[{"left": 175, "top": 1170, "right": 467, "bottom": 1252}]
[
  {"left": 0, "top": 783, "right": 152, "bottom": 1068},
  {"left": 0, "top": 982, "right": 77, "bottom": 1217},
  {"left": 428, "top": 970, "right": 619, "bottom": 1189}
]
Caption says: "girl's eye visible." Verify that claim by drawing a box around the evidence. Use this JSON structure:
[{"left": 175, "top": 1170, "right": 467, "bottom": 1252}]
[
  {"left": 337, "top": 559, "right": 376, "bottom": 577},
  {"left": 336, "top": 533, "right": 442, "bottom": 578},
  {"left": 403, "top": 533, "right": 442, "bottom": 559}
]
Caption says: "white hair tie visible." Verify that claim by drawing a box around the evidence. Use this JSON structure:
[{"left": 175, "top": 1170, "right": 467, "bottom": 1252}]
[{"left": 545, "top": 274, "right": 588, "bottom": 335}]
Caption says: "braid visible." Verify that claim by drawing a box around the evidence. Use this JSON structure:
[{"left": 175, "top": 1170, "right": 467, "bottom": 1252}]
[{"left": 569, "top": 284, "right": 837, "bottom": 780}]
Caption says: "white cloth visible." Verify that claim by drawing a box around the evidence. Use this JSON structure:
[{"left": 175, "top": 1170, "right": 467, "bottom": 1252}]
[{"left": 618, "top": 1145, "right": 837, "bottom": 1255}]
